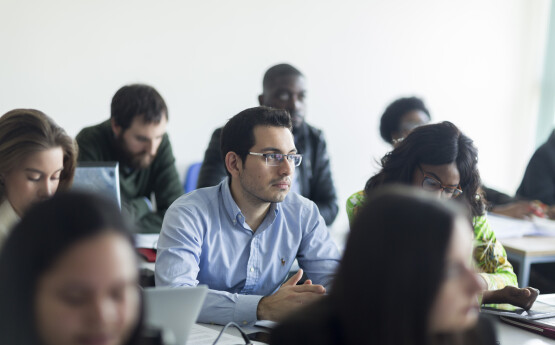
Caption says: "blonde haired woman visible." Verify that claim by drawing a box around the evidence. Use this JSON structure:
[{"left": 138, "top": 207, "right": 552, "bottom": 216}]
[{"left": 0, "top": 109, "right": 77, "bottom": 244}]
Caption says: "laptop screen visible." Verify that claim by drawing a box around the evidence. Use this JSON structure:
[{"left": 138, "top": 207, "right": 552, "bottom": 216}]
[{"left": 72, "top": 162, "right": 121, "bottom": 209}]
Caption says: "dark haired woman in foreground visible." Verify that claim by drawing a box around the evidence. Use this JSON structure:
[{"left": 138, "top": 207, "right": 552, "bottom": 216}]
[
  {"left": 0, "top": 191, "right": 142, "bottom": 345},
  {"left": 347, "top": 121, "right": 538, "bottom": 308},
  {"left": 272, "top": 186, "right": 494, "bottom": 345}
]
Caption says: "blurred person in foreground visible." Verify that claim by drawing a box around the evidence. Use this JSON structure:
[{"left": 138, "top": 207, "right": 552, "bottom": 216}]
[{"left": 272, "top": 186, "right": 496, "bottom": 345}]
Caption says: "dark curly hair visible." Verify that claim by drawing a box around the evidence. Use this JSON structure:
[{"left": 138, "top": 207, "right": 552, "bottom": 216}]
[
  {"left": 379, "top": 96, "right": 431, "bottom": 144},
  {"left": 366, "top": 121, "right": 485, "bottom": 217}
]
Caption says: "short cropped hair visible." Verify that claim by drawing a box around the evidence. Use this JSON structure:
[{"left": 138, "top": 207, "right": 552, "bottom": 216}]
[
  {"left": 380, "top": 97, "right": 431, "bottom": 144},
  {"left": 220, "top": 106, "right": 292, "bottom": 178},
  {"left": 111, "top": 84, "right": 168, "bottom": 131},
  {"left": 262, "top": 64, "right": 303, "bottom": 90},
  {"left": 0, "top": 109, "right": 77, "bottom": 201}
]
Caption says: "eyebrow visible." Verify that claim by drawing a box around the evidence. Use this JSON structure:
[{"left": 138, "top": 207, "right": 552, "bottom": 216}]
[
  {"left": 423, "top": 170, "right": 459, "bottom": 187},
  {"left": 136, "top": 134, "right": 164, "bottom": 140},
  {"left": 260, "top": 147, "right": 298, "bottom": 154},
  {"left": 273, "top": 88, "right": 306, "bottom": 95},
  {"left": 24, "top": 167, "right": 63, "bottom": 174}
]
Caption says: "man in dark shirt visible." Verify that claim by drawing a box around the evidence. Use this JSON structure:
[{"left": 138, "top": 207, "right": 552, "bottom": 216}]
[
  {"left": 76, "top": 84, "right": 183, "bottom": 233},
  {"left": 517, "top": 130, "right": 555, "bottom": 207},
  {"left": 197, "top": 64, "right": 338, "bottom": 225}
]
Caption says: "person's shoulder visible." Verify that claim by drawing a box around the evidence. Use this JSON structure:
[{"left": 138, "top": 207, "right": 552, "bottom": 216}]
[
  {"left": 282, "top": 191, "right": 318, "bottom": 213},
  {"left": 212, "top": 127, "right": 223, "bottom": 136},
  {"left": 473, "top": 214, "right": 488, "bottom": 229},
  {"left": 304, "top": 122, "right": 325, "bottom": 139},
  {"left": 270, "top": 298, "right": 341, "bottom": 345},
  {"left": 347, "top": 190, "right": 365, "bottom": 206},
  {"left": 207, "top": 127, "right": 223, "bottom": 146},
  {"left": 76, "top": 120, "right": 111, "bottom": 142},
  {"left": 169, "top": 185, "right": 220, "bottom": 213},
  {"left": 530, "top": 133, "right": 555, "bottom": 160}
]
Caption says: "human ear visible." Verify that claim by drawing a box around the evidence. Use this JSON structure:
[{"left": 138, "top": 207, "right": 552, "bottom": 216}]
[
  {"left": 110, "top": 118, "right": 122, "bottom": 137},
  {"left": 225, "top": 152, "right": 243, "bottom": 178}
]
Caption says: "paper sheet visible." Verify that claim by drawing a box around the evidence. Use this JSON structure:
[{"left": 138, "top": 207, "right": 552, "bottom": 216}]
[{"left": 135, "top": 234, "right": 159, "bottom": 249}]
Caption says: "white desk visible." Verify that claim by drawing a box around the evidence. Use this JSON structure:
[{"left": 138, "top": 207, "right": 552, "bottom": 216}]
[
  {"left": 192, "top": 295, "right": 555, "bottom": 345},
  {"left": 193, "top": 320, "right": 555, "bottom": 345},
  {"left": 500, "top": 237, "right": 555, "bottom": 288}
]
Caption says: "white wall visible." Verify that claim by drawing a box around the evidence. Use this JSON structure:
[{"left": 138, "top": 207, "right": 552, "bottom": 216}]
[{"left": 0, "top": 0, "right": 550, "bottom": 236}]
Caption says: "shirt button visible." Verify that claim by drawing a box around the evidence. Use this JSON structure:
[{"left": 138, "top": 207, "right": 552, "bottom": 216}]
[{"left": 250, "top": 267, "right": 254, "bottom": 272}]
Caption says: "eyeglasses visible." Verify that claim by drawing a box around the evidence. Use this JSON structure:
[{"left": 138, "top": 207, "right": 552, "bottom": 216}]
[
  {"left": 418, "top": 166, "right": 463, "bottom": 198},
  {"left": 248, "top": 152, "right": 303, "bottom": 167}
]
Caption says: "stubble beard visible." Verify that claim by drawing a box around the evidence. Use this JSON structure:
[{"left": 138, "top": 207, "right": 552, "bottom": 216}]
[
  {"left": 115, "top": 134, "right": 154, "bottom": 170},
  {"left": 238, "top": 171, "right": 288, "bottom": 206}
]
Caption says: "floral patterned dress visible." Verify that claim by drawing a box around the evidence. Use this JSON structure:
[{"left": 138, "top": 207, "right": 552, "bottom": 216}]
[{"left": 346, "top": 191, "right": 518, "bottom": 290}]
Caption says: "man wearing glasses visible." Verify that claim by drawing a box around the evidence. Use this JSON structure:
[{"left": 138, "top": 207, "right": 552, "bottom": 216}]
[
  {"left": 155, "top": 107, "right": 340, "bottom": 325},
  {"left": 197, "top": 63, "right": 339, "bottom": 225}
]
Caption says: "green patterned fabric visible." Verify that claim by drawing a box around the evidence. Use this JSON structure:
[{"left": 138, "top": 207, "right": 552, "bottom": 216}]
[{"left": 346, "top": 190, "right": 518, "bottom": 290}]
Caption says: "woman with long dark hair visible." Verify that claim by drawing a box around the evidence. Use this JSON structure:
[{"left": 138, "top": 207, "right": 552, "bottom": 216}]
[
  {"left": 346, "top": 121, "right": 538, "bottom": 308},
  {"left": 0, "top": 191, "right": 143, "bottom": 345},
  {"left": 272, "top": 186, "right": 494, "bottom": 345},
  {"left": 378, "top": 99, "right": 541, "bottom": 219}
]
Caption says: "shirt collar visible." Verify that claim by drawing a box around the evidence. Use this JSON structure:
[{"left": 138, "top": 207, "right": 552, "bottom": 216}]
[{"left": 221, "top": 177, "right": 244, "bottom": 225}]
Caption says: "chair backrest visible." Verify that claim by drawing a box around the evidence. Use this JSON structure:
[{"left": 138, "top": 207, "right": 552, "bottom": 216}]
[{"left": 183, "top": 162, "right": 202, "bottom": 193}]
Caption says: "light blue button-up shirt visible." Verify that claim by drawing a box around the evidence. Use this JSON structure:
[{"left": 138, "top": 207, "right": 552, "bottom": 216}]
[{"left": 155, "top": 178, "right": 340, "bottom": 325}]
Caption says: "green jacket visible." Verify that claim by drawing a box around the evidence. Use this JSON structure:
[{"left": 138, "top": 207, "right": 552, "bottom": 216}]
[{"left": 76, "top": 120, "right": 183, "bottom": 233}]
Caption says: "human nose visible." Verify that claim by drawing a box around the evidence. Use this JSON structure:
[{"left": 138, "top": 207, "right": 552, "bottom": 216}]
[
  {"left": 39, "top": 179, "right": 56, "bottom": 198},
  {"left": 286, "top": 94, "right": 301, "bottom": 112},
  {"left": 87, "top": 297, "right": 117, "bottom": 326},
  {"left": 148, "top": 139, "right": 160, "bottom": 156},
  {"left": 429, "top": 189, "right": 443, "bottom": 199},
  {"left": 440, "top": 189, "right": 452, "bottom": 199},
  {"left": 278, "top": 157, "right": 294, "bottom": 176}
]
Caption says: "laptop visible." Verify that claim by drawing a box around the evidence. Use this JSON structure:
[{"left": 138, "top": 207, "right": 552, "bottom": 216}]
[
  {"left": 481, "top": 300, "right": 555, "bottom": 320},
  {"left": 500, "top": 316, "right": 555, "bottom": 339},
  {"left": 143, "top": 286, "right": 208, "bottom": 345},
  {"left": 72, "top": 162, "right": 121, "bottom": 208}
]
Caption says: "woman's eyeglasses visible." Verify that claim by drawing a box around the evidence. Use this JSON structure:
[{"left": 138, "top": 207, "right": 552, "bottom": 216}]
[{"left": 418, "top": 166, "right": 463, "bottom": 199}]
